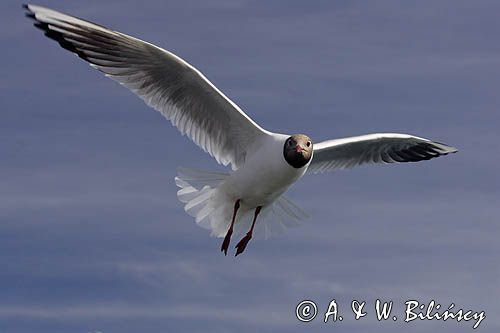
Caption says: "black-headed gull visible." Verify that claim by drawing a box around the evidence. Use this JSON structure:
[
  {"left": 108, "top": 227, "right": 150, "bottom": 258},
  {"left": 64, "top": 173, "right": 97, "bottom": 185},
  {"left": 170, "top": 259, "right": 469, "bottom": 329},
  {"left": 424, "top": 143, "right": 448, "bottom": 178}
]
[{"left": 24, "top": 4, "right": 457, "bottom": 256}]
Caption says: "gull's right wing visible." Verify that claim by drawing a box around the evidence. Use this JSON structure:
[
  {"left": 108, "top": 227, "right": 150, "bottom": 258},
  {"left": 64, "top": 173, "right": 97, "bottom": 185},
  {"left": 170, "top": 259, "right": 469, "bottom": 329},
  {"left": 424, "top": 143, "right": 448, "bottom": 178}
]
[{"left": 24, "top": 4, "right": 271, "bottom": 170}]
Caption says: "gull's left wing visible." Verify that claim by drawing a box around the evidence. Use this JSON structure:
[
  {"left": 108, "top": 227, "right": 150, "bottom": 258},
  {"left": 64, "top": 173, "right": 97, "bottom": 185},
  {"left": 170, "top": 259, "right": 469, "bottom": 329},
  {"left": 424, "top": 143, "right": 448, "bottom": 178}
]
[{"left": 308, "top": 133, "right": 457, "bottom": 173}]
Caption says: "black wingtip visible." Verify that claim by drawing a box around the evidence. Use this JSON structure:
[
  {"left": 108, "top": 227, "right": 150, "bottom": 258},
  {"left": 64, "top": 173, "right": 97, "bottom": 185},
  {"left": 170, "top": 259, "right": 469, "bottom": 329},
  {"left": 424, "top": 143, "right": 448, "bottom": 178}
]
[
  {"left": 23, "top": 4, "right": 34, "bottom": 20},
  {"left": 33, "top": 21, "right": 47, "bottom": 31},
  {"left": 434, "top": 141, "right": 458, "bottom": 154}
]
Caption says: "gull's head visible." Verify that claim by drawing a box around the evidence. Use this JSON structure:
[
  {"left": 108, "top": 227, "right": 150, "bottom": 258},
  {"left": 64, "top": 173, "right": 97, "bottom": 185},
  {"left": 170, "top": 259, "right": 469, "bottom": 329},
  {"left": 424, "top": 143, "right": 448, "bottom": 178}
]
[{"left": 283, "top": 134, "right": 313, "bottom": 168}]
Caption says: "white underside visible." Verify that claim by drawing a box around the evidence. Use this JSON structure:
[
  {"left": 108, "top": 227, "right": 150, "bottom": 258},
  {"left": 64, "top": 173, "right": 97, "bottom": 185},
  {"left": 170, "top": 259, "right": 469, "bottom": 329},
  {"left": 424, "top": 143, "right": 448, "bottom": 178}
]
[{"left": 175, "top": 134, "right": 310, "bottom": 239}]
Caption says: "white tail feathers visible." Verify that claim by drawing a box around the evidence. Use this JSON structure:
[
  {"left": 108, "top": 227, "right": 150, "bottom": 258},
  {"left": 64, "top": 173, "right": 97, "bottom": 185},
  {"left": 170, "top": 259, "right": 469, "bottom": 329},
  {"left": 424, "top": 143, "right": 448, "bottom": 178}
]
[
  {"left": 175, "top": 168, "right": 309, "bottom": 239},
  {"left": 175, "top": 168, "right": 228, "bottom": 232}
]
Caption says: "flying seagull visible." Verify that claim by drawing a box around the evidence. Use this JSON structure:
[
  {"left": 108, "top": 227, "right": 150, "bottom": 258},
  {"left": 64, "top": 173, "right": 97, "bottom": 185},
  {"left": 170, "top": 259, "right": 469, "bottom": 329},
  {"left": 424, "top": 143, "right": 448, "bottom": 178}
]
[{"left": 24, "top": 4, "right": 457, "bottom": 256}]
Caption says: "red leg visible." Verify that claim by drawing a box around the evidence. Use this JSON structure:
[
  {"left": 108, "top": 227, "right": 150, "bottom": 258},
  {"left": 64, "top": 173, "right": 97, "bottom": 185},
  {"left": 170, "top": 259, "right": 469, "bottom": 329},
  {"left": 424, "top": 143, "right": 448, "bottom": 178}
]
[
  {"left": 220, "top": 199, "right": 241, "bottom": 255},
  {"left": 235, "top": 206, "right": 262, "bottom": 256}
]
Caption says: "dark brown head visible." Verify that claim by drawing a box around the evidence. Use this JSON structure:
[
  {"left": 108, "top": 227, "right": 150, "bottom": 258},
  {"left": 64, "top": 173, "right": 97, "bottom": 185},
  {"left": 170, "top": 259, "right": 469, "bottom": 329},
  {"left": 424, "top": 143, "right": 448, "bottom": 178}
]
[{"left": 283, "top": 134, "right": 313, "bottom": 168}]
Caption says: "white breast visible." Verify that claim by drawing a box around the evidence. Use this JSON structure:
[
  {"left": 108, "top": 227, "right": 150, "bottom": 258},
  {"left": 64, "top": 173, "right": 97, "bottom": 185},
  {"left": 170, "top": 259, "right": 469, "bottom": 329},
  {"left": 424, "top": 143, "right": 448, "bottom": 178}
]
[{"left": 219, "top": 134, "right": 310, "bottom": 208}]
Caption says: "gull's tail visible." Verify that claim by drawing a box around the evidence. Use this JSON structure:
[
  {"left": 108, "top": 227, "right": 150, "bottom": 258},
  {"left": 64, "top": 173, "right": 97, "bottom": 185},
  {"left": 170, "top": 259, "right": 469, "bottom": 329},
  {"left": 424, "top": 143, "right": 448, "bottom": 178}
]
[
  {"left": 175, "top": 168, "right": 228, "bottom": 232},
  {"left": 175, "top": 168, "right": 309, "bottom": 239}
]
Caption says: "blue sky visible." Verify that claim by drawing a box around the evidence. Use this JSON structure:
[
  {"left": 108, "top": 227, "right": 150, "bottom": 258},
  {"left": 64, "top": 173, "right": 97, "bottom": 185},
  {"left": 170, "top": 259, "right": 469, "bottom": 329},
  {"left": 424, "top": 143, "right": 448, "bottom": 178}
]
[{"left": 1, "top": 1, "right": 499, "bottom": 332}]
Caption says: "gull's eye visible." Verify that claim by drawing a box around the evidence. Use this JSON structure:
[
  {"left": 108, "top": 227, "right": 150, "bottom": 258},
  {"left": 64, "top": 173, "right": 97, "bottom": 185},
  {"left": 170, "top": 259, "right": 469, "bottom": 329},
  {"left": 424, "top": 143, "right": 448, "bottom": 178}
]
[{"left": 306, "top": 141, "right": 311, "bottom": 147}]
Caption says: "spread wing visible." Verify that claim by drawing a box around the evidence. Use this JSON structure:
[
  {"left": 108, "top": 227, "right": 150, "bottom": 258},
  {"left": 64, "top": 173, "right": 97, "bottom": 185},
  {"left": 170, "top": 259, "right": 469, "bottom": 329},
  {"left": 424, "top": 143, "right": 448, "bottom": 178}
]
[
  {"left": 308, "top": 133, "right": 457, "bottom": 173},
  {"left": 24, "top": 4, "right": 270, "bottom": 170}
]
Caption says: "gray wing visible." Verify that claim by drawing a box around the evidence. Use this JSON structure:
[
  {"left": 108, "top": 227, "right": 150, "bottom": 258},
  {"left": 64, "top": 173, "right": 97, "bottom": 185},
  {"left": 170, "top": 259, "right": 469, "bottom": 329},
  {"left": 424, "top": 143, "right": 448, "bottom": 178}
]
[
  {"left": 308, "top": 133, "right": 457, "bottom": 173},
  {"left": 24, "top": 4, "right": 270, "bottom": 170}
]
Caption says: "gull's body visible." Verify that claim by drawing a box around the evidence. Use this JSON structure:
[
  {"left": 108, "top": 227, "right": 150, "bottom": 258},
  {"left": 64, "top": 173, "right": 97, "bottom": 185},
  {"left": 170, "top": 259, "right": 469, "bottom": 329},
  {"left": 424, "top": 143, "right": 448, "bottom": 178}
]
[
  {"left": 221, "top": 133, "right": 307, "bottom": 208},
  {"left": 24, "top": 4, "right": 457, "bottom": 256}
]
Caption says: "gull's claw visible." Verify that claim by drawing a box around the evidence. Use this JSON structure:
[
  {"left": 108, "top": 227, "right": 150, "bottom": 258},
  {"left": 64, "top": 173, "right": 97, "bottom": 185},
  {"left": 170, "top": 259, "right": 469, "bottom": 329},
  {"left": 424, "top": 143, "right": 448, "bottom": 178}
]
[
  {"left": 235, "top": 233, "right": 252, "bottom": 256},
  {"left": 220, "top": 229, "right": 232, "bottom": 256}
]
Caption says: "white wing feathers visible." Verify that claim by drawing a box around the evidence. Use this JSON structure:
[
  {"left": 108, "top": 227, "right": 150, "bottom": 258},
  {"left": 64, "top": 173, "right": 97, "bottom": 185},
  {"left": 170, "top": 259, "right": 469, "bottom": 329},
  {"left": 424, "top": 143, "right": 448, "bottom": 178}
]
[
  {"left": 308, "top": 133, "right": 457, "bottom": 173},
  {"left": 24, "top": 4, "right": 270, "bottom": 170}
]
